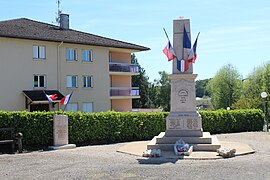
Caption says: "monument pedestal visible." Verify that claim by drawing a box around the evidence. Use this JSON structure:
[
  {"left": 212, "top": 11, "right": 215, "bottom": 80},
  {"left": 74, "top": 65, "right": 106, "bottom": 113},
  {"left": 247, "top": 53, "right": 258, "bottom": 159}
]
[
  {"left": 48, "top": 115, "right": 76, "bottom": 150},
  {"left": 147, "top": 74, "right": 220, "bottom": 152}
]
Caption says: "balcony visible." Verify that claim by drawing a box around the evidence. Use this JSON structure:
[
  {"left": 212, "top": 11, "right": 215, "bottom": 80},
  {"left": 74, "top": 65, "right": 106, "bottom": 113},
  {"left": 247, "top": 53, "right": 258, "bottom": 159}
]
[
  {"left": 110, "top": 87, "right": 140, "bottom": 99},
  {"left": 109, "top": 62, "right": 140, "bottom": 75}
]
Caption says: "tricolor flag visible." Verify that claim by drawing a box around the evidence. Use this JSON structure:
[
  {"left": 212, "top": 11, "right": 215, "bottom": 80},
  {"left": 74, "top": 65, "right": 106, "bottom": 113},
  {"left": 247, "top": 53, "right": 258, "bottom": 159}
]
[
  {"left": 45, "top": 93, "right": 58, "bottom": 103},
  {"left": 183, "top": 26, "right": 191, "bottom": 50},
  {"left": 177, "top": 59, "right": 189, "bottom": 72},
  {"left": 177, "top": 26, "right": 191, "bottom": 72},
  {"left": 60, "top": 92, "right": 73, "bottom": 105},
  {"left": 163, "top": 40, "right": 176, "bottom": 61},
  {"left": 187, "top": 32, "right": 200, "bottom": 63},
  {"left": 163, "top": 28, "right": 177, "bottom": 61}
]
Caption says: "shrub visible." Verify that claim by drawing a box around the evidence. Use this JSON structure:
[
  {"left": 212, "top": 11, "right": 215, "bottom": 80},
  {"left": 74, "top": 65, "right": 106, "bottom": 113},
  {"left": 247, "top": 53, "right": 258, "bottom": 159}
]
[
  {"left": 200, "top": 109, "right": 264, "bottom": 134},
  {"left": 0, "top": 109, "right": 263, "bottom": 149}
]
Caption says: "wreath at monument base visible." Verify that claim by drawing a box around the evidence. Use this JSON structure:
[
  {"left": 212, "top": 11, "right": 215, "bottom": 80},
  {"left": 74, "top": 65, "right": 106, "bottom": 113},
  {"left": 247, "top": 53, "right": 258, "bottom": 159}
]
[{"left": 174, "top": 140, "right": 193, "bottom": 156}]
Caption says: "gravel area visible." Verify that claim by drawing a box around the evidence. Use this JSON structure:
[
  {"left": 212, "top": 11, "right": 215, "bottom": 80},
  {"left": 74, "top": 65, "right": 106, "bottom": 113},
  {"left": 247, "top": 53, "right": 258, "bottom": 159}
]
[{"left": 0, "top": 132, "right": 270, "bottom": 180}]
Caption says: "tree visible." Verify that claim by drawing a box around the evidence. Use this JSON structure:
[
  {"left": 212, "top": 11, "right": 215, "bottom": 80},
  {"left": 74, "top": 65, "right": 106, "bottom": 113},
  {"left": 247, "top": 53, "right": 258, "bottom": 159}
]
[
  {"left": 195, "top": 79, "right": 211, "bottom": 97},
  {"left": 207, "top": 64, "right": 242, "bottom": 109},
  {"left": 233, "top": 63, "right": 269, "bottom": 109},
  {"left": 155, "top": 71, "right": 171, "bottom": 111},
  {"left": 131, "top": 54, "right": 154, "bottom": 108}
]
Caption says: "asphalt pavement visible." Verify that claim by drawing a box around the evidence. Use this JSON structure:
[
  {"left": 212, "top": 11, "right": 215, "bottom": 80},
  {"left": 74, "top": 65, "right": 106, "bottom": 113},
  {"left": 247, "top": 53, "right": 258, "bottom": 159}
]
[{"left": 0, "top": 132, "right": 270, "bottom": 180}]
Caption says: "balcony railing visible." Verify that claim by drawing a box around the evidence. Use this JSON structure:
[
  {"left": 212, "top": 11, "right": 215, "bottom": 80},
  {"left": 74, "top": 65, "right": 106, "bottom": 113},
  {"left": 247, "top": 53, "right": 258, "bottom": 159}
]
[
  {"left": 109, "top": 63, "right": 139, "bottom": 73},
  {"left": 110, "top": 87, "right": 140, "bottom": 97}
]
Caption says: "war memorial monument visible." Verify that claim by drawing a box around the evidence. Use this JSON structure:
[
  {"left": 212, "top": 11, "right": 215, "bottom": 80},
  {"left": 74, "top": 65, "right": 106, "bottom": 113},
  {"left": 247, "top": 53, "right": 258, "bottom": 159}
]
[{"left": 147, "top": 18, "right": 221, "bottom": 154}]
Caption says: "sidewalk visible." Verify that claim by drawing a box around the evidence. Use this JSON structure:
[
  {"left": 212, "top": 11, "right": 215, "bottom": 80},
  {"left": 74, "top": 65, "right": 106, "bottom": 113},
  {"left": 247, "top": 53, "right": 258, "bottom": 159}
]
[{"left": 117, "top": 140, "right": 255, "bottom": 160}]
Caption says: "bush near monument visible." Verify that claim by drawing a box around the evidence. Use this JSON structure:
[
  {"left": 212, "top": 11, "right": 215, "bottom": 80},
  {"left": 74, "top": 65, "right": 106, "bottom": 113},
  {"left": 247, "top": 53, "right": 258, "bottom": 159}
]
[
  {"left": 0, "top": 110, "right": 263, "bottom": 150},
  {"left": 200, "top": 109, "right": 264, "bottom": 134}
]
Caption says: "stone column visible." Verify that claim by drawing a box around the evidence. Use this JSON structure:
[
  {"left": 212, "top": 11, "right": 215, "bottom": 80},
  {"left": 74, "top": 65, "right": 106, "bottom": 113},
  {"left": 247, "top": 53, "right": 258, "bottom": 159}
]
[
  {"left": 49, "top": 114, "right": 76, "bottom": 150},
  {"left": 165, "top": 18, "right": 202, "bottom": 136},
  {"left": 172, "top": 18, "right": 193, "bottom": 74}
]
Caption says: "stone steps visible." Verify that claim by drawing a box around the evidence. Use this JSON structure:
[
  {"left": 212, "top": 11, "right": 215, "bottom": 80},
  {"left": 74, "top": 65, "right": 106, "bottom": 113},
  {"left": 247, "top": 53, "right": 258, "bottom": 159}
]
[
  {"left": 155, "top": 132, "right": 212, "bottom": 144},
  {"left": 165, "top": 129, "right": 203, "bottom": 137},
  {"left": 147, "top": 132, "right": 220, "bottom": 152}
]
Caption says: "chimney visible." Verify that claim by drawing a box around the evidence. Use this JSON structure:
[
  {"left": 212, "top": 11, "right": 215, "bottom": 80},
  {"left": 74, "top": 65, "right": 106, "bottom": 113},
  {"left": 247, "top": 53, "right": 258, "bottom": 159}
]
[{"left": 60, "top": 13, "right": 69, "bottom": 30}]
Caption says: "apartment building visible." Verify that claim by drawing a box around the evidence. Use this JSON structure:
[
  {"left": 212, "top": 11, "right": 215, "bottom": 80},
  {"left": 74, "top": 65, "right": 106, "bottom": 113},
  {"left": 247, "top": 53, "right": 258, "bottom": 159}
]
[{"left": 0, "top": 14, "right": 149, "bottom": 112}]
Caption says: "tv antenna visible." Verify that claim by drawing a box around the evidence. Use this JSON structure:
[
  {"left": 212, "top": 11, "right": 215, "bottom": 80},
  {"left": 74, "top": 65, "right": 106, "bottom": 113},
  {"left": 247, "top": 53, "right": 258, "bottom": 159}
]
[{"left": 55, "top": 0, "right": 62, "bottom": 25}]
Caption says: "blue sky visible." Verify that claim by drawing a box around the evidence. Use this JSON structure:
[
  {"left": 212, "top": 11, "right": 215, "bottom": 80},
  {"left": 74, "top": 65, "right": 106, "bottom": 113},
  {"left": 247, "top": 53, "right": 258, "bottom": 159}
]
[{"left": 1, "top": 0, "right": 270, "bottom": 81}]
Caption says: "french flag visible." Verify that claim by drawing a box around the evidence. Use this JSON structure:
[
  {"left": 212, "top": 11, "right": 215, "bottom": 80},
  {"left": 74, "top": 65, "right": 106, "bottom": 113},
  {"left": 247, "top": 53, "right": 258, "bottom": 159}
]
[
  {"left": 177, "top": 59, "right": 189, "bottom": 72},
  {"left": 177, "top": 26, "right": 191, "bottom": 72},
  {"left": 187, "top": 32, "right": 200, "bottom": 63},
  {"left": 163, "top": 40, "right": 176, "bottom": 61},
  {"left": 60, "top": 92, "right": 73, "bottom": 105},
  {"left": 45, "top": 94, "right": 58, "bottom": 103}
]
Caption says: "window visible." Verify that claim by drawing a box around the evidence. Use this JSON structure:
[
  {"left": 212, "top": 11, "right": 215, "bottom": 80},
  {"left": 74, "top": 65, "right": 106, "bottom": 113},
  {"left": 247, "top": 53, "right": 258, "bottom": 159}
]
[
  {"left": 83, "top": 76, "right": 93, "bottom": 88},
  {"left": 66, "top": 48, "right": 77, "bottom": 61},
  {"left": 66, "top": 103, "right": 78, "bottom": 112},
  {"left": 82, "top": 49, "right": 92, "bottom": 62},
  {"left": 33, "top": 75, "right": 46, "bottom": 88},
  {"left": 83, "top": 102, "right": 93, "bottom": 113},
  {"left": 66, "top": 75, "right": 78, "bottom": 88},
  {"left": 33, "top": 45, "right": 46, "bottom": 59}
]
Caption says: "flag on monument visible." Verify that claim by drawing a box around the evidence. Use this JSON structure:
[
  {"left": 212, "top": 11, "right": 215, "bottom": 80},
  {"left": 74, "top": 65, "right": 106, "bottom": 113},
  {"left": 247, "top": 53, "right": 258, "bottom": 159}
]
[
  {"left": 163, "top": 40, "right": 176, "bottom": 61},
  {"left": 177, "top": 59, "right": 189, "bottom": 72},
  {"left": 60, "top": 92, "right": 73, "bottom": 105},
  {"left": 187, "top": 32, "right": 200, "bottom": 63},
  {"left": 45, "top": 93, "right": 58, "bottom": 103},
  {"left": 176, "top": 26, "right": 191, "bottom": 72},
  {"left": 183, "top": 26, "right": 191, "bottom": 50}
]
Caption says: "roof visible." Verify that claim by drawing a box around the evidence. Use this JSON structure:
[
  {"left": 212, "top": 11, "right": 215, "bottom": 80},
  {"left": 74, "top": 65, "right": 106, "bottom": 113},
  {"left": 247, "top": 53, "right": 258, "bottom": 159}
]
[
  {"left": 23, "top": 90, "right": 64, "bottom": 102},
  {"left": 0, "top": 18, "right": 150, "bottom": 51}
]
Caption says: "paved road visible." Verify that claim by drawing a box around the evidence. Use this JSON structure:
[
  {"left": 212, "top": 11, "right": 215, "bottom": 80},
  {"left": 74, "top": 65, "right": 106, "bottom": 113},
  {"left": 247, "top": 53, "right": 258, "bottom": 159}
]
[{"left": 0, "top": 132, "right": 270, "bottom": 180}]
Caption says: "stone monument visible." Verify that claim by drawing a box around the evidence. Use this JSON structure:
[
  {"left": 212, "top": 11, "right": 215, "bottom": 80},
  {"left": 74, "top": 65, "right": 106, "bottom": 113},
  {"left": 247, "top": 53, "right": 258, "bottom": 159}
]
[
  {"left": 49, "top": 114, "right": 76, "bottom": 150},
  {"left": 147, "top": 18, "right": 220, "bottom": 152}
]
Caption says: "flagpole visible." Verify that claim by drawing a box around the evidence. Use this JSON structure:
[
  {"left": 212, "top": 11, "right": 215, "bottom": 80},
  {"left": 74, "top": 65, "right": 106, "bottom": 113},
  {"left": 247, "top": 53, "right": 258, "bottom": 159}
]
[
  {"left": 63, "top": 103, "right": 67, "bottom": 111},
  {"left": 163, "top": 28, "right": 170, "bottom": 41}
]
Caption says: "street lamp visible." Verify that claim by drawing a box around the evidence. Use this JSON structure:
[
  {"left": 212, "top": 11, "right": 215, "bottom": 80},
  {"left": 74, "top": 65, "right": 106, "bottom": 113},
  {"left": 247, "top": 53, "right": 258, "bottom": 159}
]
[{"left": 261, "top": 92, "right": 268, "bottom": 132}]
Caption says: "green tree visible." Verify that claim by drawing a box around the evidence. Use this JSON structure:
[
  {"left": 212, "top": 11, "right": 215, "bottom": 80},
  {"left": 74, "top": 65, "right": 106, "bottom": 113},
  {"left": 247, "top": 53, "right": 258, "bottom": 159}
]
[
  {"left": 233, "top": 63, "right": 270, "bottom": 109},
  {"left": 196, "top": 79, "right": 211, "bottom": 97},
  {"left": 207, "top": 64, "right": 242, "bottom": 109},
  {"left": 155, "top": 71, "right": 170, "bottom": 111},
  {"left": 131, "top": 54, "right": 154, "bottom": 108}
]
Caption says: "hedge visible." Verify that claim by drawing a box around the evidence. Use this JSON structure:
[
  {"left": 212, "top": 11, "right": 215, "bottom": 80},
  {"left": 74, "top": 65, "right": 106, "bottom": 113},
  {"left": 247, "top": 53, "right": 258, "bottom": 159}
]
[
  {"left": 0, "top": 109, "right": 264, "bottom": 149},
  {"left": 200, "top": 109, "right": 264, "bottom": 134}
]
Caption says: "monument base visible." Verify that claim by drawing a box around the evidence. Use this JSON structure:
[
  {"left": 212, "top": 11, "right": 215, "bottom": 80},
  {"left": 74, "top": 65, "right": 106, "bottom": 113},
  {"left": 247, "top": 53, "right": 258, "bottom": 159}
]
[
  {"left": 148, "top": 112, "right": 220, "bottom": 152},
  {"left": 166, "top": 111, "right": 202, "bottom": 132},
  {"left": 147, "top": 132, "right": 220, "bottom": 152},
  {"left": 48, "top": 144, "right": 76, "bottom": 150}
]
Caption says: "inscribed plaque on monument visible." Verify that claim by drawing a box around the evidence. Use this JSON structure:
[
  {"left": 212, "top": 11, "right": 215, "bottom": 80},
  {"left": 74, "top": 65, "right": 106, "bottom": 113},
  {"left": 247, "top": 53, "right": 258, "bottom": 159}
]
[
  {"left": 166, "top": 113, "right": 202, "bottom": 130},
  {"left": 170, "top": 76, "right": 197, "bottom": 112},
  {"left": 53, "top": 115, "right": 68, "bottom": 146}
]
